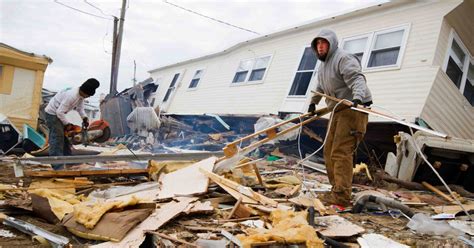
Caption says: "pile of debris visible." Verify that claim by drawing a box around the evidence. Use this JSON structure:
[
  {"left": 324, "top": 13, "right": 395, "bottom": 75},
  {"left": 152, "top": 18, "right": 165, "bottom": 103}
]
[{"left": 0, "top": 135, "right": 473, "bottom": 247}]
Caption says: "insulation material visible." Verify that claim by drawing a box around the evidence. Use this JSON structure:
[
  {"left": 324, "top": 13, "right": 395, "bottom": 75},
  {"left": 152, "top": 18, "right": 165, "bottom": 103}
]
[
  {"left": 126, "top": 107, "right": 161, "bottom": 137},
  {"left": 63, "top": 209, "right": 153, "bottom": 242},
  {"left": 73, "top": 195, "right": 141, "bottom": 229},
  {"left": 28, "top": 179, "right": 83, "bottom": 221},
  {"left": 237, "top": 210, "right": 323, "bottom": 248}
]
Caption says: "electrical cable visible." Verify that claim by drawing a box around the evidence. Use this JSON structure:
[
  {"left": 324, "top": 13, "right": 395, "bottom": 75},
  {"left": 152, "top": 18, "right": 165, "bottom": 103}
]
[
  {"left": 84, "top": 0, "right": 115, "bottom": 18},
  {"left": 162, "top": 0, "right": 260, "bottom": 35},
  {"left": 54, "top": 0, "right": 113, "bottom": 20}
]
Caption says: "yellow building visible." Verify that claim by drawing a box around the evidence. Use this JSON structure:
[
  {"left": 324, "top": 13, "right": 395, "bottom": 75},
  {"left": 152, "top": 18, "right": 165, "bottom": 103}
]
[{"left": 0, "top": 43, "right": 52, "bottom": 130}]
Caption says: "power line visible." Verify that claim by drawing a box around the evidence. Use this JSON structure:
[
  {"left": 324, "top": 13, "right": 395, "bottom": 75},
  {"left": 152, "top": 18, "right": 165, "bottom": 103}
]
[
  {"left": 54, "top": 0, "right": 113, "bottom": 20},
  {"left": 162, "top": 0, "right": 260, "bottom": 35},
  {"left": 84, "top": 0, "right": 115, "bottom": 18}
]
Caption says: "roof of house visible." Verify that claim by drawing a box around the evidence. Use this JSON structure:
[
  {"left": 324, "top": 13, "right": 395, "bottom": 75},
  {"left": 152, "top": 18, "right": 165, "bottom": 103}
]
[
  {"left": 148, "top": 0, "right": 404, "bottom": 73},
  {"left": 0, "top": 43, "right": 53, "bottom": 63}
]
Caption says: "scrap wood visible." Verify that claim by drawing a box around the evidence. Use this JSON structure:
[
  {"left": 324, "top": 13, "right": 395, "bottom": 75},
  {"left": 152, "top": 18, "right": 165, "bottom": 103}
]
[
  {"left": 432, "top": 204, "right": 474, "bottom": 215},
  {"left": 227, "top": 198, "right": 243, "bottom": 220},
  {"left": 25, "top": 168, "right": 149, "bottom": 178},
  {"left": 288, "top": 196, "right": 333, "bottom": 216},
  {"left": 148, "top": 231, "right": 199, "bottom": 247},
  {"left": 158, "top": 157, "right": 217, "bottom": 199},
  {"left": 422, "top": 181, "right": 462, "bottom": 203},
  {"left": 199, "top": 168, "right": 278, "bottom": 207},
  {"left": 90, "top": 197, "right": 197, "bottom": 248}
]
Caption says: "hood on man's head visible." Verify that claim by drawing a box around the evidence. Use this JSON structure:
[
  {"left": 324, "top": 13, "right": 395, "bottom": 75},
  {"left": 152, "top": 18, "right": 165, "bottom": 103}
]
[
  {"left": 311, "top": 29, "right": 339, "bottom": 60},
  {"left": 80, "top": 78, "right": 100, "bottom": 96}
]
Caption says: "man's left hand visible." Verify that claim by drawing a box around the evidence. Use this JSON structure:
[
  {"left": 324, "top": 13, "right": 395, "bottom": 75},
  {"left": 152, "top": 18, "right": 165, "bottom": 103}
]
[
  {"left": 82, "top": 117, "right": 89, "bottom": 129},
  {"left": 351, "top": 99, "right": 362, "bottom": 107}
]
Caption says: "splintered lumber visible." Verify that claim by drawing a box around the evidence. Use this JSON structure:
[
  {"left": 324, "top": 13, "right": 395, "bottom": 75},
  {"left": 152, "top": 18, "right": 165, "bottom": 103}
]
[
  {"left": 199, "top": 168, "right": 278, "bottom": 207},
  {"left": 422, "top": 181, "right": 456, "bottom": 203},
  {"left": 148, "top": 232, "right": 199, "bottom": 247},
  {"left": 25, "top": 169, "right": 149, "bottom": 178},
  {"left": 227, "top": 197, "right": 243, "bottom": 220},
  {"left": 158, "top": 157, "right": 217, "bottom": 199}
]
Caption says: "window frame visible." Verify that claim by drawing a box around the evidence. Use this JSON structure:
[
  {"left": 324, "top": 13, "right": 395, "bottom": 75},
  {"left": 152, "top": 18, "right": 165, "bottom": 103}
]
[
  {"left": 230, "top": 54, "right": 273, "bottom": 86},
  {"left": 442, "top": 29, "right": 474, "bottom": 106},
  {"left": 162, "top": 72, "right": 180, "bottom": 103},
  {"left": 286, "top": 46, "right": 320, "bottom": 98},
  {"left": 187, "top": 68, "right": 206, "bottom": 91},
  {"left": 340, "top": 24, "right": 410, "bottom": 72},
  {"left": 341, "top": 33, "right": 372, "bottom": 67}
]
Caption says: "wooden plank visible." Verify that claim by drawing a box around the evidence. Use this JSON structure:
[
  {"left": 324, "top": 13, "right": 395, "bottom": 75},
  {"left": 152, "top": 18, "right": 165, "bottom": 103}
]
[
  {"left": 252, "top": 164, "right": 264, "bottom": 187},
  {"left": 25, "top": 169, "right": 149, "bottom": 178},
  {"left": 422, "top": 181, "right": 458, "bottom": 203},
  {"left": 90, "top": 197, "right": 196, "bottom": 248},
  {"left": 158, "top": 157, "right": 217, "bottom": 199},
  {"left": 200, "top": 168, "right": 278, "bottom": 207},
  {"left": 227, "top": 197, "right": 242, "bottom": 220}
]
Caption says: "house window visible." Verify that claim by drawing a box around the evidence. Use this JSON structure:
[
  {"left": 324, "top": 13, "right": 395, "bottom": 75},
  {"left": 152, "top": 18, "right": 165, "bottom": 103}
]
[
  {"left": 446, "top": 40, "right": 466, "bottom": 88},
  {"left": 368, "top": 29, "right": 405, "bottom": 68},
  {"left": 163, "top": 73, "right": 179, "bottom": 102},
  {"left": 342, "top": 37, "right": 368, "bottom": 61},
  {"left": 444, "top": 31, "right": 474, "bottom": 107},
  {"left": 463, "top": 62, "right": 474, "bottom": 106},
  {"left": 288, "top": 47, "right": 318, "bottom": 96},
  {"left": 189, "top": 70, "right": 203, "bottom": 88},
  {"left": 232, "top": 55, "right": 271, "bottom": 83}
]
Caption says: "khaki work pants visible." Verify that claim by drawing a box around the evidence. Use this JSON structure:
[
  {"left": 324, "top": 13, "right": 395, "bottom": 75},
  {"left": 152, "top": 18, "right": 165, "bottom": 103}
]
[{"left": 324, "top": 108, "right": 368, "bottom": 202}]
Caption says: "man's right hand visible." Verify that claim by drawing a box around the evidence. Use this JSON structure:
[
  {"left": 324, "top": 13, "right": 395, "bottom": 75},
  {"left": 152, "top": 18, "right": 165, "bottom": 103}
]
[
  {"left": 307, "top": 103, "right": 316, "bottom": 115},
  {"left": 64, "top": 123, "right": 74, "bottom": 132}
]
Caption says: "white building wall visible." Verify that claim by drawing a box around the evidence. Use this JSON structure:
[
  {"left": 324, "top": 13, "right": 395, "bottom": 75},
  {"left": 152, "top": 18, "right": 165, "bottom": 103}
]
[{"left": 150, "top": 0, "right": 462, "bottom": 123}]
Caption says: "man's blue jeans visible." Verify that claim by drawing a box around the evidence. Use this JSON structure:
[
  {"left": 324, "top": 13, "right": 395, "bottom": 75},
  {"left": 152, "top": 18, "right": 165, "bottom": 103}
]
[{"left": 45, "top": 113, "right": 71, "bottom": 170}]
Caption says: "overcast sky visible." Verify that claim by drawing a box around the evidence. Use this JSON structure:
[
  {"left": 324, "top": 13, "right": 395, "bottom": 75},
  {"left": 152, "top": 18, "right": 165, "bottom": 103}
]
[{"left": 1, "top": 0, "right": 383, "bottom": 105}]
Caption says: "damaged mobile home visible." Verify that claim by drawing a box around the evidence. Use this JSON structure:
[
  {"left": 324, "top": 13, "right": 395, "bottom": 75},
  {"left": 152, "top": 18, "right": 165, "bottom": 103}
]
[{"left": 148, "top": 0, "right": 473, "bottom": 140}]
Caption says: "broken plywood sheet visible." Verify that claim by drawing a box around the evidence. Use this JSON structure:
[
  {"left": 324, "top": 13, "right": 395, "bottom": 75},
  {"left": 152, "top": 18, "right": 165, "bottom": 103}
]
[
  {"left": 90, "top": 197, "right": 197, "bottom": 248},
  {"left": 316, "top": 215, "right": 365, "bottom": 238},
  {"left": 158, "top": 157, "right": 216, "bottom": 199},
  {"left": 357, "top": 233, "right": 409, "bottom": 248},
  {"left": 432, "top": 204, "right": 474, "bottom": 215}
]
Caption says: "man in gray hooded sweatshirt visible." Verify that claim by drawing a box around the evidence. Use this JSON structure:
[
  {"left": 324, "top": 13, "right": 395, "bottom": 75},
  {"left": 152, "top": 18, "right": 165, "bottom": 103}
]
[{"left": 309, "top": 29, "right": 372, "bottom": 207}]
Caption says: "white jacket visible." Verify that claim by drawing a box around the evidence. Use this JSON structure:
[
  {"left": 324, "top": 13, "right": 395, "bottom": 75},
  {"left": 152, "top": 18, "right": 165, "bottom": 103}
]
[{"left": 45, "top": 88, "right": 86, "bottom": 125}]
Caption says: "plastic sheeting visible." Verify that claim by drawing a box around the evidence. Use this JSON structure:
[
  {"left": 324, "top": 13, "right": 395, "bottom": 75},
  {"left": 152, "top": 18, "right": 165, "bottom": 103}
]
[{"left": 126, "top": 107, "right": 161, "bottom": 137}]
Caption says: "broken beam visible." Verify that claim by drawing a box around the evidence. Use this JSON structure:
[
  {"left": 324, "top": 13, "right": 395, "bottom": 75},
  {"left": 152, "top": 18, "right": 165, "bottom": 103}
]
[
  {"left": 15, "top": 152, "right": 223, "bottom": 165},
  {"left": 25, "top": 168, "right": 149, "bottom": 178}
]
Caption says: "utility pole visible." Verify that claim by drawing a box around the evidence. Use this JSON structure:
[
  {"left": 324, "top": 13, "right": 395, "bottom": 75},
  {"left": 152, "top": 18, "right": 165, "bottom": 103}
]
[
  {"left": 109, "top": 16, "right": 118, "bottom": 95},
  {"left": 109, "top": 0, "right": 127, "bottom": 95},
  {"left": 133, "top": 60, "right": 137, "bottom": 86}
]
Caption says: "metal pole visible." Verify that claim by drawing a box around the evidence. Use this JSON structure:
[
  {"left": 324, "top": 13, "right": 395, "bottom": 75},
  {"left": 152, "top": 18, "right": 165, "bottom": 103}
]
[
  {"left": 111, "top": 0, "right": 127, "bottom": 95},
  {"left": 109, "top": 16, "right": 119, "bottom": 95}
]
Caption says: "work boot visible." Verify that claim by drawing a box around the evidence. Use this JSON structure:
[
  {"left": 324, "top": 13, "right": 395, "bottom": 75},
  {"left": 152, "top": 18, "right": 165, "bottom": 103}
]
[{"left": 318, "top": 191, "right": 351, "bottom": 208}]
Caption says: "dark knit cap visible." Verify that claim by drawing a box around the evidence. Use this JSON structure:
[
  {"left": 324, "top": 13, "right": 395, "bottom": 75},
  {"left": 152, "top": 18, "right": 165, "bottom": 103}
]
[{"left": 79, "top": 78, "right": 100, "bottom": 96}]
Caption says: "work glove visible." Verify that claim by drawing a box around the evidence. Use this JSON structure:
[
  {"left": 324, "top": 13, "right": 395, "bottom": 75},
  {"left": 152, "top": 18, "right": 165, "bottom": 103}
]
[
  {"left": 351, "top": 99, "right": 362, "bottom": 107},
  {"left": 64, "top": 123, "right": 74, "bottom": 132},
  {"left": 307, "top": 103, "right": 316, "bottom": 115},
  {"left": 82, "top": 117, "right": 89, "bottom": 129}
]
